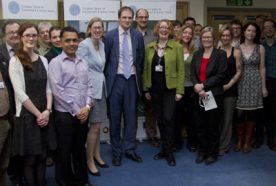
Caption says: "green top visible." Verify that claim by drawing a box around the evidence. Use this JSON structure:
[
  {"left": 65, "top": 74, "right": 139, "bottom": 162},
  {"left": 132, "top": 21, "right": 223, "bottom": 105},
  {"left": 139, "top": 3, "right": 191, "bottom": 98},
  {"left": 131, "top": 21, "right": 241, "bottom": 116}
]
[{"left": 143, "top": 39, "right": 185, "bottom": 94}]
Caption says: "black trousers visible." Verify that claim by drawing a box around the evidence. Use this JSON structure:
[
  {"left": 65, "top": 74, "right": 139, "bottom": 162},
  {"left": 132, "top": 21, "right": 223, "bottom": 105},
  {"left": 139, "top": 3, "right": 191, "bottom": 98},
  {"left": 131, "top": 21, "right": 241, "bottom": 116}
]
[
  {"left": 255, "top": 79, "right": 276, "bottom": 142},
  {"left": 193, "top": 95, "right": 223, "bottom": 157},
  {"left": 175, "top": 86, "right": 197, "bottom": 147},
  {"left": 151, "top": 89, "right": 176, "bottom": 154},
  {"left": 54, "top": 110, "right": 88, "bottom": 186}
]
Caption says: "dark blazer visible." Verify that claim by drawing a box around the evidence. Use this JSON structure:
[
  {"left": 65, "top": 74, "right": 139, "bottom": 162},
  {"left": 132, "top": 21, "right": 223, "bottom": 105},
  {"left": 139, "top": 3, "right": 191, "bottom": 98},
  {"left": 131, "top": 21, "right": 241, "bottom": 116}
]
[
  {"left": 44, "top": 47, "right": 60, "bottom": 63},
  {"left": 191, "top": 48, "right": 227, "bottom": 96},
  {"left": 103, "top": 28, "right": 145, "bottom": 97},
  {"left": 0, "top": 55, "right": 15, "bottom": 119},
  {"left": 0, "top": 43, "right": 11, "bottom": 63}
]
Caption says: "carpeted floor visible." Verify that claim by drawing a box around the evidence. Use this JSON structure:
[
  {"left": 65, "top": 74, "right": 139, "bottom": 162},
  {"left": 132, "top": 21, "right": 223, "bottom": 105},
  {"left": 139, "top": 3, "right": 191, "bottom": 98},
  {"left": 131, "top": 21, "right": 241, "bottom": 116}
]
[
  {"left": 54, "top": 142, "right": 275, "bottom": 186},
  {"left": 5, "top": 142, "right": 276, "bottom": 186}
]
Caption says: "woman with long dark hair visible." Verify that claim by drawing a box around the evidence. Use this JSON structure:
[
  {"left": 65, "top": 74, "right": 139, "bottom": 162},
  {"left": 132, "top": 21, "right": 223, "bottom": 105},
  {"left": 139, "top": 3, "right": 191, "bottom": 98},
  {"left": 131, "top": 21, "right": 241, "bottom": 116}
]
[{"left": 235, "top": 22, "right": 267, "bottom": 153}]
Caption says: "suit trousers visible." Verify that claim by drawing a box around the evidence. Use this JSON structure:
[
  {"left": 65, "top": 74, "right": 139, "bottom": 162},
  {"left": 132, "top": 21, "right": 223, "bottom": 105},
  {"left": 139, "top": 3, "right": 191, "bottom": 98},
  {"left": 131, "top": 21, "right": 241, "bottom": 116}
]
[
  {"left": 151, "top": 89, "right": 176, "bottom": 154},
  {"left": 0, "top": 118, "right": 11, "bottom": 185},
  {"left": 108, "top": 75, "right": 138, "bottom": 156},
  {"left": 54, "top": 111, "right": 88, "bottom": 186},
  {"left": 193, "top": 95, "right": 223, "bottom": 157}
]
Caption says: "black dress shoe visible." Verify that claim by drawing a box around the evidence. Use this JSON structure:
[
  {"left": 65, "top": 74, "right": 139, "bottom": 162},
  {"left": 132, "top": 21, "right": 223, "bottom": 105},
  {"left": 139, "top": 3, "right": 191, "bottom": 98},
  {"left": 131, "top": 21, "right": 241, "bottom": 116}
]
[
  {"left": 112, "top": 155, "right": 121, "bottom": 166},
  {"left": 88, "top": 169, "right": 101, "bottom": 176},
  {"left": 166, "top": 154, "right": 176, "bottom": 166},
  {"left": 205, "top": 156, "right": 217, "bottom": 165},
  {"left": 94, "top": 159, "right": 109, "bottom": 168},
  {"left": 154, "top": 152, "right": 166, "bottom": 160},
  {"left": 195, "top": 154, "right": 206, "bottom": 164},
  {"left": 125, "top": 152, "right": 143, "bottom": 163}
]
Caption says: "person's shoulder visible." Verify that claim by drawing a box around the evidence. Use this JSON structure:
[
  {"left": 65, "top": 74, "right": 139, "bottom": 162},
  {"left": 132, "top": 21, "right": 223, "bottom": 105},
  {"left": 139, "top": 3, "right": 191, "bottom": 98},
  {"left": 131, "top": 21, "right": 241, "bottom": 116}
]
[{"left": 105, "top": 28, "right": 118, "bottom": 37}]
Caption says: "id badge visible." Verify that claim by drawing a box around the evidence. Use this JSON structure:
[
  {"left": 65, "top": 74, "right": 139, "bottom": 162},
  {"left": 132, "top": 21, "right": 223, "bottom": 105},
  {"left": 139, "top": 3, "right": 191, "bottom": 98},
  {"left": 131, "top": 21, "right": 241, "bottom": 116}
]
[
  {"left": 0, "top": 82, "right": 5, "bottom": 89},
  {"left": 155, "top": 64, "right": 163, "bottom": 72}
]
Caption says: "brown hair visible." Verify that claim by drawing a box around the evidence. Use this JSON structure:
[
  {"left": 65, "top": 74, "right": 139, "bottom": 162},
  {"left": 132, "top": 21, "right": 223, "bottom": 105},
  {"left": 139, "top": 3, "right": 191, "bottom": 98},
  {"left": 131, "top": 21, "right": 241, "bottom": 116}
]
[
  {"left": 176, "top": 24, "right": 195, "bottom": 51},
  {"left": 16, "top": 22, "right": 39, "bottom": 71},
  {"left": 153, "top": 19, "right": 174, "bottom": 38}
]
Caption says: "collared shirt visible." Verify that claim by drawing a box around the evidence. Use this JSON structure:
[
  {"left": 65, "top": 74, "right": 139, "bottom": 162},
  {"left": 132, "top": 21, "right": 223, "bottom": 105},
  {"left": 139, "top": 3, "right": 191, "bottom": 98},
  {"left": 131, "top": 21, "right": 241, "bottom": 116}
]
[
  {"left": 117, "top": 26, "right": 135, "bottom": 75},
  {"left": 37, "top": 40, "right": 51, "bottom": 56},
  {"left": 48, "top": 51, "right": 93, "bottom": 116},
  {"left": 263, "top": 39, "right": 276, "bottom": 78},
  {"left": 0, "top": 71, "right": 10, "bottom": 116},
  {"left": 137, "top": 29, "right": 156, "bottom": 46},
  {"left": 6, "top": 43, "right": 15, "bottom": 58}
]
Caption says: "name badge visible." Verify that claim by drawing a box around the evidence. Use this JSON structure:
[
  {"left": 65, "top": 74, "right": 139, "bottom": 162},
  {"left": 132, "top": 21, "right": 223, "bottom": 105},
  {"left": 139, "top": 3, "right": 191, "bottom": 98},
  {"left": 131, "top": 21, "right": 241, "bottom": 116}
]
[
  {"left": 155, "top": 64, "right": 163, "bottom": 72},
  {"left": 0, "top": 82, "right": 5, "bottom": 89}
]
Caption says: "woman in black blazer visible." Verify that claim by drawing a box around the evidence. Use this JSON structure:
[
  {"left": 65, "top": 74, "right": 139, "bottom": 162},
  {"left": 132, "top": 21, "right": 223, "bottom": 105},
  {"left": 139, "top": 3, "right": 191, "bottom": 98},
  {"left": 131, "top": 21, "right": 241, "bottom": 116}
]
[{"left": 191, "top": 26, "right": 227, "bottom": 165}]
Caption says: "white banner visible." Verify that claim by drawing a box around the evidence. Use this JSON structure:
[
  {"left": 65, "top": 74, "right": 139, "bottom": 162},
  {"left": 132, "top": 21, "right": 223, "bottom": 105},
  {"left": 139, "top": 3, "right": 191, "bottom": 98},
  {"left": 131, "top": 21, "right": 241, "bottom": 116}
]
[
  {"left": 64, "top": 0, "right": 120, "bottom": 21},
  {"left": 122, "top": 1, "right": 176, "bottom": 20},
  {"left": 2, "top": 0, "right": 58, "bottom": 20}
]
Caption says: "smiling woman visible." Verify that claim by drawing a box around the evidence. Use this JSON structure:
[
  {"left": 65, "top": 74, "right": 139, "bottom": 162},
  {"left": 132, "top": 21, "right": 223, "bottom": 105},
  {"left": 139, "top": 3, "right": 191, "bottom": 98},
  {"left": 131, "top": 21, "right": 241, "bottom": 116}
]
[
  {"left": 143, "top": 19, "right": 185, "bottom": 166},
  {"left": 76, "top": 17, "right": 108, "bottom": 176},
  {"left": 9, "top": 22, "right": 56, "bottom": 186}
]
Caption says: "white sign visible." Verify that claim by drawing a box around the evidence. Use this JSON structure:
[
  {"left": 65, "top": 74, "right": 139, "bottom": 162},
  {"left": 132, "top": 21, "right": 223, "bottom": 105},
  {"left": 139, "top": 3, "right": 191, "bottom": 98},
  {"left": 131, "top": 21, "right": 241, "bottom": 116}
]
[
  {"left": 64, "top": 0, "right": 120, "bottom": 21},
  {"left": 122, "top": 1, "right": 176, "bottom": 20},
  {"left": 2, "top": 0, "right": 58, "bottom": 20}
]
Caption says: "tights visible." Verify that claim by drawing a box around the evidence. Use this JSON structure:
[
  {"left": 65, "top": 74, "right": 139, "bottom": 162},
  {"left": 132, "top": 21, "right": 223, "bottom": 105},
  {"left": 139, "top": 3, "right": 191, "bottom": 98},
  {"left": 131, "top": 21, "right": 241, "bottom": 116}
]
[
  {"left": 236, "top": 109, "right": 257, "bottom": 123},
  {"left": 24, "top": 154, "right": 46, "bottom": 186}
]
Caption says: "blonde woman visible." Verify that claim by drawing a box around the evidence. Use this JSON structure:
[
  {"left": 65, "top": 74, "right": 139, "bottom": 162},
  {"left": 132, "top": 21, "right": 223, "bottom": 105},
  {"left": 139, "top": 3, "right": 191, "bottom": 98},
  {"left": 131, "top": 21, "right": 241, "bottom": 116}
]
[
  {"left": 77, "top": 17, "right": 108, "bottom": 176},
  {"left": 218, "top": 24, "right": 242, "bottom": 155},
  {"left": 175, "top": 25, "right": 197, "bottom": 152}
]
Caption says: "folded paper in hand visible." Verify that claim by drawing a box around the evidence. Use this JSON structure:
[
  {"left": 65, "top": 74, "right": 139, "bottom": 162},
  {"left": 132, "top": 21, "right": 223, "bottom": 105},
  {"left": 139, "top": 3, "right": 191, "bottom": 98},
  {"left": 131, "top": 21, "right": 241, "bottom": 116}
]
[{"left": 199, "top": 91, "right": 217, "bottom": 111}]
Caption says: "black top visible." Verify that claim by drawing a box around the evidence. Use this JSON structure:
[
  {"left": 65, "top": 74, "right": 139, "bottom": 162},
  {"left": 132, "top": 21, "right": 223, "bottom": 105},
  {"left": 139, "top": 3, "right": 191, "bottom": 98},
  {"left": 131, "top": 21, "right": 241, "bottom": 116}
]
[
  {"left": 44, "top": 46, "right": 62, "bottom": 63},
  {"left": 224, "top": 47, "right": 238, "bottom": 97},
  {"left": 151, "top": 51, "right": 167, "bottom": 92}
]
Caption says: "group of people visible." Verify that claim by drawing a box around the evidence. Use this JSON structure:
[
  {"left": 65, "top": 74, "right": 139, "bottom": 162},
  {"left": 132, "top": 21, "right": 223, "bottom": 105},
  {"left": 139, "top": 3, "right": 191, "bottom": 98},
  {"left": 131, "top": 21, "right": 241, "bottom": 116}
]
[{"left": 0, "top": 5, "right": 276, "bottom": 186}]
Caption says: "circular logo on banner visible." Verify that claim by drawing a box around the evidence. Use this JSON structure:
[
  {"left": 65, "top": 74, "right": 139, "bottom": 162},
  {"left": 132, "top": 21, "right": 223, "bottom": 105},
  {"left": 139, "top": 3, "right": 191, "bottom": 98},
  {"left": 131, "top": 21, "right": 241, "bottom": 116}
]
[
  {"left": 69, "top": 4, "right": 80, "bottom": 16},
  {"left": 8, "top": 1, "right": 20, "bottom": 14}
]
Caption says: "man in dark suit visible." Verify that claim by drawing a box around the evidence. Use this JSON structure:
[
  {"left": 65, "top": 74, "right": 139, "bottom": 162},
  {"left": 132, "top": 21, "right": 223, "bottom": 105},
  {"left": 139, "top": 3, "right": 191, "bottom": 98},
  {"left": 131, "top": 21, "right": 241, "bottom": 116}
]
[{"left": 103, "top": 6, "right": 145, "bottom": 166}]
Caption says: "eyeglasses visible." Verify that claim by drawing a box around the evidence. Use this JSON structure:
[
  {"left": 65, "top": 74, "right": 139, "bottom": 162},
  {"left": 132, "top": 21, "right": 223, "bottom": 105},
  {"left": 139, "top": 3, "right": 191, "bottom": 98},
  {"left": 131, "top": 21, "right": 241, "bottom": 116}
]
[
  {"left": 137, "top": 16, "right": 148, "bottom": 19},
  {"left": 22, "top": 34, "right": 38, "bottom": 39},
  {"left": 6, "top": 31, "right": 18, "bottom": 36}
]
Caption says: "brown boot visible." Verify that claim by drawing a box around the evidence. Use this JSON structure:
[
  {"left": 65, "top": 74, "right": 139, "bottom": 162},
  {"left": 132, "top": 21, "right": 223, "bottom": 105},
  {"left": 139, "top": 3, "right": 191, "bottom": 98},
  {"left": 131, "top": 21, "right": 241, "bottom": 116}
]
[
  {"left": 234, "top": 124, "right": 244, "bottom": 152},
  {"left": 243, "top": 122, "right": 255, "bottom": 153}
]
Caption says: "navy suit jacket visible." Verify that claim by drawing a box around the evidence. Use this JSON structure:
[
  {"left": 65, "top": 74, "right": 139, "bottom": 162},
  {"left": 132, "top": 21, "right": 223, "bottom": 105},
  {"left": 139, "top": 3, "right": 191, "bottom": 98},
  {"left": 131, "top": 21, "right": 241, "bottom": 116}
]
[{"left": 103, "top": 27, "right": 145, "bottom": 97}]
